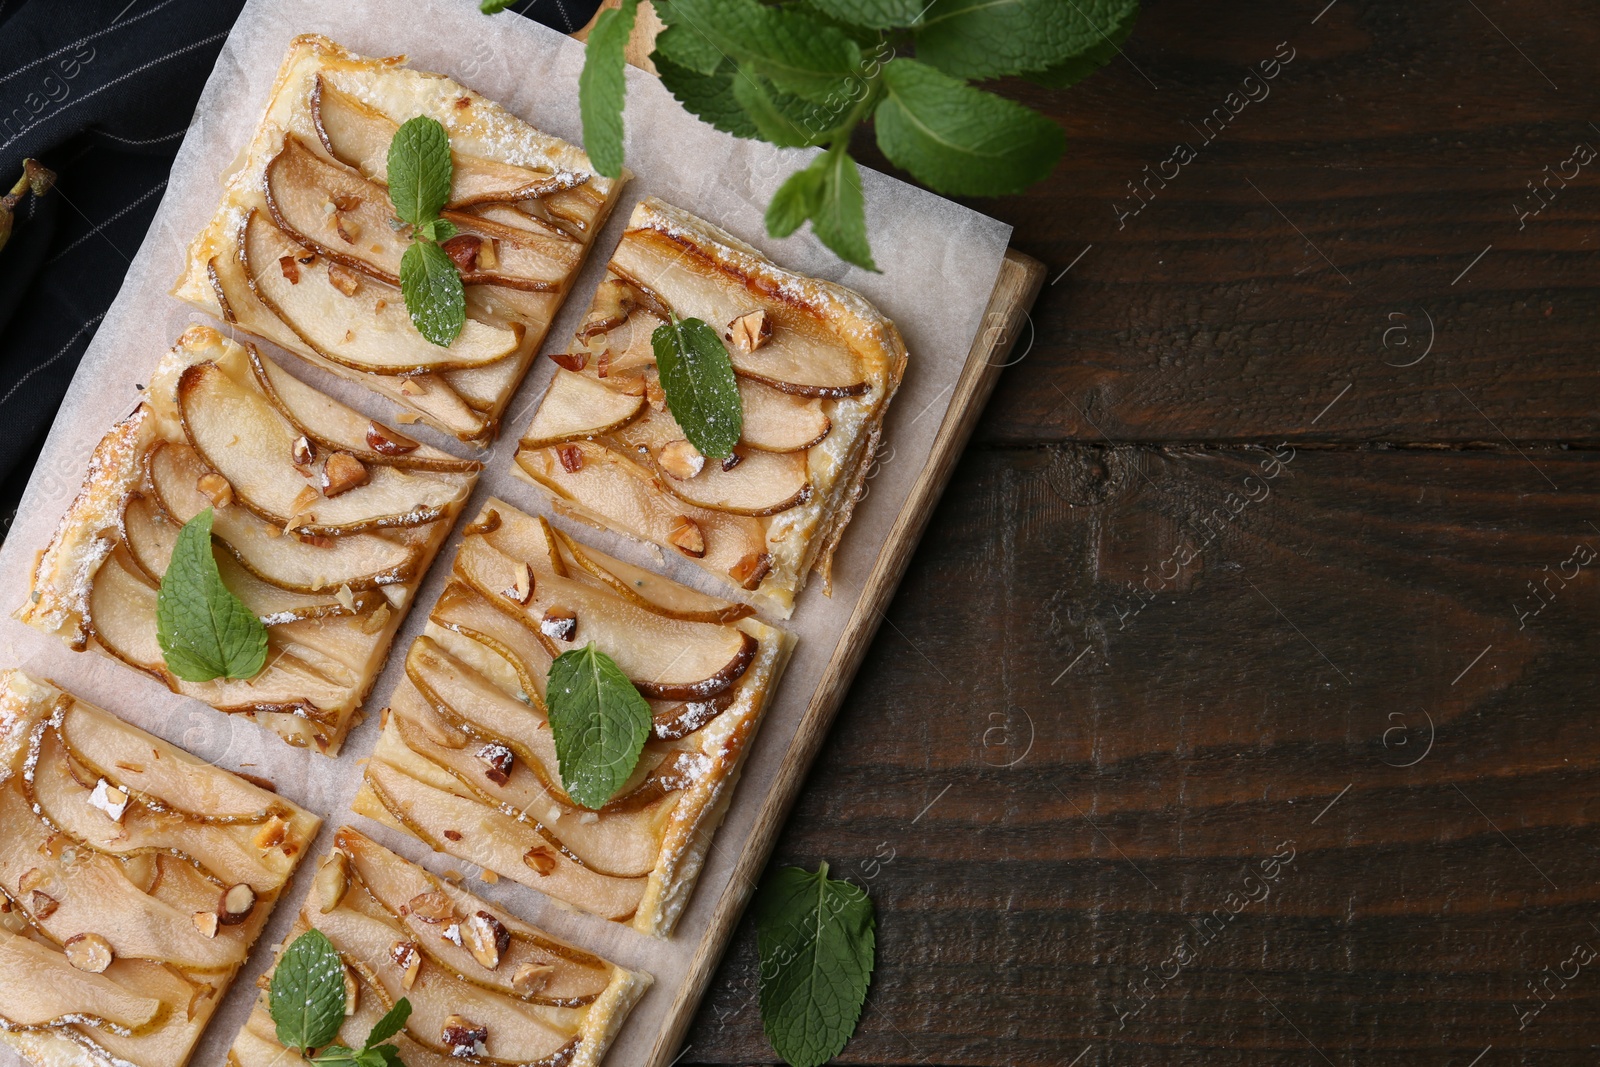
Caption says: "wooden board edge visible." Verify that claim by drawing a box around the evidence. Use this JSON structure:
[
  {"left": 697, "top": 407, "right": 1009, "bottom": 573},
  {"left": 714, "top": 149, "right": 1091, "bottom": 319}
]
[{"left": 646, "top": 247, "right": 1047, "bottom": 1066}]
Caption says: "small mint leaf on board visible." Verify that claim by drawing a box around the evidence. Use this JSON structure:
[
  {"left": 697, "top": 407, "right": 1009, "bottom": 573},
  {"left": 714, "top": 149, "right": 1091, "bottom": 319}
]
[
  {"left": 756, "top": 862, "right": 876, "bottom": 1067},
  {"left": 401, "top": 239, "right": 466, "bottom": 347},
  {"left": 155, "top": 507, "right": 267, "bottom": 683},
  {"left": 387, "top": 116, "right": 453, "bottom": 227},
  {"left": 579, "top": 0, "right": 639, "bottom": 179},
  {"left": 803, "top": 0, "right": 934, "bottom": 29},
  {"left": 652, "top": 316, "right": 745, "bottom": 458},
  {"left": 670, "top": 0, "right": 863, "bottom": 102},
  {"left": 269, "top": 930, "right": 348, "bottom": 1054},
  {"left": 874, "top": 59, "right": 1064, "bottom": 197},
  {"left": 915, "top": 0, "right": 1140, "bottom": 80},
  {"left": 547, "top": 643, "right": 652, "bottom": 810},
  {"left": 363, "top": 998, "right": 412, "bottom": 1047},
  {"left": 809, "top": 151, "right": 876, "bottom": 271}
]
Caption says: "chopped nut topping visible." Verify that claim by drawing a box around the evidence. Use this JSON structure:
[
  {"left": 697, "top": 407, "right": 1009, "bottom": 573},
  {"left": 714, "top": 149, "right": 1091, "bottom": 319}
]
[
  {"left": 334, "top": 215, "right": 362, "bottom": 244},
  {"left": 479, "top": 870, "right": 500, "bottom": 885},
  {"left": 595, "top": 349, "right": 611, "bottom": 379},
  {"left": 522, "top": 846, "right": 558, "bottom": 876},
  {"left": 62, "top": 933, "right": 113, "bottom": 973},
  {"left": 333, "top": 584, "right": 356, "bottom": 612},
  {"left": 477, "top": 742, "right": 515, "bottom": 785},
  {"left": 442, "top": 1015, "right": 488, "bottom": 1059},
  {"left": 441, "top": 922, "right": 463, "bottom": 947},
  {"left": 512, "top": 962, "right": 555, "bottom": 996},
  {"left": 30, "top": 891, "right": 59, "bottom": 920},
  {"left": 361, "top": 602, "right": 394, "bottom": 635},
  {"left": 194, "top": 471, "right": 235, "bottom": 508},
  {"left": 659, "top": 440, "right": 705, "bottom": 480},
  {"left": 406, "top": 890, "right": 455, "bottom": 924},
  {"left": 321, "top": 452, "right": 369, "bottom": 497},
  {"left": 549, "top": 350, "right": 588, "bottom": 372},
  {"left": 219, "top": 883, "right": 257, "bottom": 926},
  {"left": 721, "top": 453, "right": 743, "bottom": 472},
  {"left": 87, "top": 778, "right": 130, "bottom": 822},
  {"left": 291, "top": 436, "right": 317, "bottom": 470},
  {"left": 253, "top": 817, "right": 287, "bottom": 851},
  {"left": 367, "top": 421, "right": 420, "bottom": 456},
  {"left": 278, "top": 255, "right": 300, "bottom": 284},
  {"left": 390, "top": 939, "right": 422, "bottom": 990},
  {"left": 670, "top": 516, "right": 707, "bottom": 559},
  {"left": 192, "top": 910, "right": 220, "bottom": 938},
  {"left": 540, "top": 606, "right": 577, "bottom": 642},
  {"left": 18, "top": 868, "right": 44, "bottom": 893},
  {"left": 503, "top": 563, "right": 534, "bottom": 605},
  {"left": 290, "top": 485, "right": 320, "bottom": 515},
  {"left": 729, "top": 551, "right": 773, "bottom": 590},
  {"left": 645, "top": 376, "right": 667, "bottom": 412},
  {"left": 443, "top": 830, "right": 463, "bottom": 841},
  {"left": 442, "top": 233, "right": 482, "bottom": 272},
  {"left": 343, "top": 965, "right": 359, "bottom": 1016},
  {"left": 557, "top": 445, "right": 584, "bottom": 474},
  {"left": 463, "top": 911, "right": 511, "bottom": 970},
  {"left": 327, "top": 261, "right": 361, "bottom": 295},
  {"left": 477, "top": 238, "right": 499, "bottom": 271},
  {"left": 333, "top": 194, "right": 362, "bottom": 212},
  {"left": 398, "top": 377, "right": 427, "bottom": 396},
  {"left": 725, "top": 309, "right": 772, "bottom": 353},
  {"left": 315, "top": 852, "right": 350, "bottom": 913},
  {"left": 296, "top": 250, "right": 318, "bottom": 266}
]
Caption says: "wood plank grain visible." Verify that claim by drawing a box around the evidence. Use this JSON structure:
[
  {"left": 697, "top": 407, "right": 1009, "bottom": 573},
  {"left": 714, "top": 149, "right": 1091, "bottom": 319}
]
[{"left": 684, "top": 445, "right": 1600, "bottom": 1065}]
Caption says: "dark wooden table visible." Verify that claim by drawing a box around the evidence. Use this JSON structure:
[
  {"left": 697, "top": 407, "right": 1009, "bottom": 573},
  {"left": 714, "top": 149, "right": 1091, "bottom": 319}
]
[{"left": 685, "top": 1, "right": 1600, "bottom": 1063}]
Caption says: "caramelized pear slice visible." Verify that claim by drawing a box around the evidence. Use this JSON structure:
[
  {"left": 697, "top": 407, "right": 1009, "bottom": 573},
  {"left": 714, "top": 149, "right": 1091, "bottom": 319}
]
[
  {"left": 515, "top": 441, "right": 765, "bottom": 576},
  {"left": 362, "top": 760, "right": 647, "bottom": 921},
  {"left": 148, "top": 443, "right": 417, "bottom": 593},
  {"left": 611, "top": 230, "right": 868, "bottom": 396},
  {"left": 554, "top": 529, "right": 753, "bottom": 624},
  {"left": 177, "top": 361, "right": 463, "bottom": 534},
  {"left": 738, "top": 377, "right": 831, "bottom": 452},
  {"left": 430, "top": 583, "right": 553, "bottom": 702},
  {"left": 312, "top": 77, "right": 587, "bottom": 206},
  {"left": 405, "top": 638, "right": 556, "bottom": 777},
  {"left": 244, "top": 211, "right": 523, "bottom": 375},
  {"left": 521, "top": 370, "right": 644, "bottom": 449},
  {"left": 646, "top": 447, "right": 812, "bottom": 517},
  {"left": 0, "top": 931, "right": 165, "bottom": 1034}
]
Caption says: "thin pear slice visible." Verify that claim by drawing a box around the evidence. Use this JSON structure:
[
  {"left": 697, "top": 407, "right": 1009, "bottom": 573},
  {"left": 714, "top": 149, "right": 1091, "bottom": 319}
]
[
  {"left": 88, "top": 551, "right": 347, "bottom": 719},
  {"left": 612, "top": 229, "right": 868, "bottom": 396},
  {"left": 553, "top": 529, "right": 753, "bottom": 624},
  {"left": 244, "top": 345, "right": 477, "bottom": 473},
  {"left": 405, "top": 637, "right": 556, "bottom": 779},
  {"left": 521, "top": 369, "right": 644, "bottom": 449},
  {"left": 0, "top": 932, "right": 165, "bottom": 1034},
  {"left": 456, "top": 536, "right": 757, "bottom": 700},
  {"left": 738, "top": 377, "right": 831, "bottom": 452},
  {"left": 311, "top": 77, "right": 587, "bottom": 206},
  {"left": 363, "top": 759, "right": 647, "bottom": 921},
  {"left": 647, "top": 447, "right": 812, "bottom": 517},
  {"left": 148, "top": 443, "right": 417, "bottom": 592},
  {"left": 177, "top": 361, "right": 463, "bottom": 534},
  {"left": 430, "top": 583, "right": 553, "bottom": 702},
  {"left": 243, "top": 211, "right": 523, "bottom": 376},
  {"left": 515, "top": 440, "right": 765, "bottom": 575},
  {"left": 73, "top": 960, "right": 208, "bottom": 1066}
]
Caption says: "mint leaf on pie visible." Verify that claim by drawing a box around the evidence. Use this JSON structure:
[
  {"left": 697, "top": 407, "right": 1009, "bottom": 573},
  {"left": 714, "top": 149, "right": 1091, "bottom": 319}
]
[
  {"left": 547, "top": 643, "right": 653, "bottom": 810},
  {"left": 915, "top": 0, "right": 1140, "bottom": 80},
  {"left": 579, "top": 0, "right": 639, "bottom": 179},
  {"left": 652, "top": 315, "right": 745, "bottom": 458},
  {"left": 875, "top": 58, "right": 1064, "bottom": 196},
  {"left": 155, "top": 507, "right": 267, "bottom": 683},
  {"left": 756, "top": 862, "right": 876, "bottom": 1067},
  {"left": 269, "top": 930, "right": 348, "bottom": 1054},
  {"left": 401, "top": 239, "right": 466, "bottom": 348},
  {"left": 386, "top": 116, "right": 453, "bottom": 228},
  {"left": 363, "top": 998, "right": 412, "bottom": 1047}
]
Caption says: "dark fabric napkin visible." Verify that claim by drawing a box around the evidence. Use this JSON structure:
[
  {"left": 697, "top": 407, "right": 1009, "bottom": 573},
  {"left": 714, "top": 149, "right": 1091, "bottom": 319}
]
[{"left": 0, "top": 0, "right": 600, "bottom": 538}]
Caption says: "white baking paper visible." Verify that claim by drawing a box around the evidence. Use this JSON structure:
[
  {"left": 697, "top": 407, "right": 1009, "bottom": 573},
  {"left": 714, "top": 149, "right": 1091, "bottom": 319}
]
[{"left": 0, "top": 1, "right": 1012, "bottom": 1064}]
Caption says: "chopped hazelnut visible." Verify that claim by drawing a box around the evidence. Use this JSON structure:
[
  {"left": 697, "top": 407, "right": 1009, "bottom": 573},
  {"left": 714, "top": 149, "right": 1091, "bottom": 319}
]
[
  {"left": 477, "top": 742, "right": 515, "bottom": 785},
  {"left": 18, "top": 868, "right": 44, "bottom": 893},
  {"left": 219, "top": 883, "right": 257, "bottom": 926},
  {"left": 725, "top": 309, "right": 772, "bottom": 353},
  {"left": 193, "top": 910, "right": 220, "bottom": 938},
  {"left": 321, "top": 452, "right": 369, "bottom": 498},
  {"left": 503, "top": 563, "right": 534, "bottom": 605},
  {"left": 442, "top": 1015, "right": 488, "bottom": 1059},
  {"left": 196, "top": 471, "right": 234, "bottom": 508},
  {"left": 290, "top": 485, "right": 320, "bottom": 515},
  {"left": 406, "top": 890, "right": 455, "bottom": 924},
  {"left": 721, "top": 453, "right": 743, "bottom": 472},
  {"left": 669, "top": 516, "right": 707, "bottom": 559},
  {"left": 361, "top": 602, "right": 394, "bottom": 635},
  {"left": 463, "top": 911, "right": 510, "bottom": 970},
  {"left": 595, "top": 350, "right": 611, "bottom": 379},
  {"left": 557, "top": 445, "right": 583, "bottom": 474},
  {"left": 522, "top": 846, "right": 558, "bottom": 876},
  {"left": 512, "top": 962, "right": 555, "bottom": 996},
  {"left": 366, "top": 421, "right": 419, "bottom": 456},
  {"left": 443, "top": 830, "right": 463, "bottom": 842},
  {"left": 729, "top": 551, "right": 773, "bottom": 590},
  {"left": 253, "top": 817, "right": 287, "bottom": 851},
  {"left": 549, "top": 350, "right": 588, "bottom": 372},
  {"left": 398, "top": 377, "right": 427, "bottom": 396},
  {"left": 658, "top": 440, "right": 705, "bottom": 480},
  {"left": 278, "top": 255, "right": 300, "bottom": 284},
  {"left": 441, "top": 922, "right": 463, "bottom": 947},
  {"left": 442, "top": 234, "right": 483, "bottom": 272},
  {"left": 645, "top": 376, "right": 667, "bottom": 412},
  {"left": 326, "top": 261, "right": 361, "bottom": 296},
  {"left": 540, "top": 606, "right": 577, "bottom": 642},
  {"left": 334, "top": 215, "right": 362, "bottom": 244},
  {"left": 333, "top": 194, "right": 362, "bottom": 212},
  {"left": 476, "top": 238, "right": 499, "bottom": 271},
  {"left": 63, "top": 933, "right": 114, "bottom": 973},
  {"left": 291, "top": 436, "right": 317, "bottom": 470},
  {"left": 296, "top": 251, "right": 318, "bottom": 266},
  {"left": 30, "top": 892, "right": 59, "bottom": 920},
  {"left": 334, "top": 584, "right": 356, "bottom": 612},
  {"left": 390, "top": 939, "right": 422, "bottom": 990},
  {"left": 343, "top": 966, "right": 359, "bottom": 1016},
  {"left": 87, "top": 778, "right": 130, "bottom": 822}
]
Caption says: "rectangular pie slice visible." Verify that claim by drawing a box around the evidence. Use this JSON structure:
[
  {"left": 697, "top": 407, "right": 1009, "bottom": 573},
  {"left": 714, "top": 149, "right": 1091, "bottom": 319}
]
[
  {"left": 513, "top": 196, "right": 907, "bottom": 617},
  {"left": 174, "top": 33, "right": 627, "bottom": 444},
  {"left": 230, "top": 827, "right": 647, "bottom": 1067},
  {"left": 352, "top": 499, "right": 792, "bottom": 937},
  {"left": 19, "top": 325, "right": 478, "bottom": 755},
  {"left": 0, "top": 670, "right": 319, "bottom": 1067}
]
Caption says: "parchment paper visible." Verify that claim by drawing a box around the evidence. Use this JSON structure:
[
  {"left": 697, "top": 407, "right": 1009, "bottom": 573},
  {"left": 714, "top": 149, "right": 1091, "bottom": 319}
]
[{"left": 0, "top": 1, "right": 1012, "bottom": 1063}]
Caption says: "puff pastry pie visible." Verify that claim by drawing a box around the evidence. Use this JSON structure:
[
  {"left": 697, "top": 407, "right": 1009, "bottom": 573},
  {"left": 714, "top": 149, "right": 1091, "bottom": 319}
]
[
  {"left": 514, "top": 197, "right": 907, "bottom": 616},
  {"left": 19, "top": 326, "right": 477, "bottom": 754},
  {"left": 0, "top": 670, "right": 319, "bottom": 1067},
  {"left": 229, "top": 827, "right": 647, "bottom": 1067},
  {"left": 174, "top": 34, "right": 627, "bottom": 444},
  {"left": 352, "top": 499, "right": 791, "bottom": 936}
]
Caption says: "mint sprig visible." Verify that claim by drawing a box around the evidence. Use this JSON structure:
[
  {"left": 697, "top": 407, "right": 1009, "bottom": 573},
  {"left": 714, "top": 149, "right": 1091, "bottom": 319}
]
[
  {"left": 546, "top": 642, "right": 652, "bottom": 810},
  {"left": 387, "top": 116, "right": 465, "bottom": 347},
  {"left": 756, "top": 863, "right": 877, "bottom": 1067},
  {"left": 155, "top": 507, "right": 268, "bottom": 682},
  {"left": 578, "top": 0, "right": 639, "bottom": 178},
  {"left": 651, "top": 315, "right": 744, "bottom": 459},
  {"left": 269, "top": 930, "right": 412, "bottom": 1064}
]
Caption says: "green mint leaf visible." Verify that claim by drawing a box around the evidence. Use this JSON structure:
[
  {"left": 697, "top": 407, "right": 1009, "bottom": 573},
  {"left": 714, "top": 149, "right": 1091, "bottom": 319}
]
[
  {"left": 418, "top": 217, "right": 458, "bottom": 244},
  {"left": 480, "top": 0, "right": 517, "bottom": 11},
  {"left": 655, "top": 55, "right": 760, "bottom": 139},
  {"left": 363, "top": 1047, "right": 406, "bottom": 1067},
  {"left": 547, "top": 643, "right": 652, "bottom": 810},
  {"left": 155, "top": 507, "right": 268, "bottom": 683},
  {"left": 364, "top": 998, "right": 411, "bottom": 1048},
  {"left": 809, "top": 151, "right": 877, "bottom": 271},
  {"left": 874, "top": 59, "right": 1064, "bottom": 196},
  {"left": 269, "top": 930, "right": 348, "bottom": 1054},
  {"left": 803, "top": 0, "right": 933, "bottom": 29},
  {"left": 731, "top": 68, "right": 847, "bottom": 148},
  {"left": 652, "top": 17, "right": 725, "bottom": 77},
  {"left": 400, "top": 239, "right": 466, "bottom": 347},
  {"left": 766, "top": 165, "right": 826, "bottom": 239},
  {"left": 1026, "top": 1, "right": 1139, "bottom": 88},
  {"left": 756, "top": 862, "right": 876, "bottom": 1067},
  {"left": 652, "top": 316, "right": 745, "bottom": 458},
  {"left": 915, "top": 0, "right": 1139, "bottom": 80},
  {"left": 670, "top": 0, "right": 863, "bottom": 101},
  {"left": 312, "top": 1046, "right": 361, "bottom": 1067},
  {"left": 579, "top": 0, "right": 639, "bottom": 179},
  {"left": 387, "top": 116, "right": 453, "bottom": 227}
]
